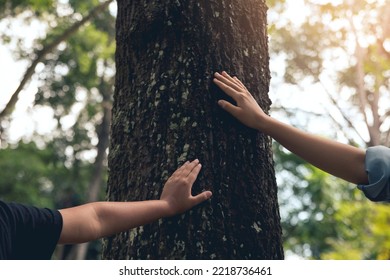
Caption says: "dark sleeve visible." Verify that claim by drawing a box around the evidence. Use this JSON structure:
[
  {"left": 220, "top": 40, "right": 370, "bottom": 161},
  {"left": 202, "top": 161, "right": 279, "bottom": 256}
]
[
  {"left": 357, "top": 146, "right": 390, "bottom": 202},
  {"left": 0, "top": 201, "right": 63, "bottom": 260}
]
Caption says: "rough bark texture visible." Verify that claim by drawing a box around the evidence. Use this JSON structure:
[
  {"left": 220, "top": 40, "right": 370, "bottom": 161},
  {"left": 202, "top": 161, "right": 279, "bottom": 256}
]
[{"left": 102, "top": 0, "right": 284, "bottom": 260}]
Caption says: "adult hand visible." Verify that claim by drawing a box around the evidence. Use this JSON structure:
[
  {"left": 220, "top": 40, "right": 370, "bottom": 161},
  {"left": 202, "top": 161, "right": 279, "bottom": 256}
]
[{"left": 160, "top": 159, "right": 212, "bottom": 216}]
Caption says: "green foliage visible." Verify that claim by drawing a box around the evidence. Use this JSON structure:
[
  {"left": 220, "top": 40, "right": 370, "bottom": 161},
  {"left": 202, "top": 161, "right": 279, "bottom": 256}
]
[
  {"left": 269, "top": 0, "right": 389, "bottom": 104},
  {"left": 0, "top": 142, "right": 55, "bottom": 207},
  {"left": 29, "top": 0, "right": 55, "bottom": 12},
  {"left": 276, "top": 142, "right": 390, "bottom": 260},
  {"left": 34, "top": 2, "right": 115, "bottom": 116},
  {"left": 0, "top": 141, "right": 89, "bottom": 208},
  {"left": 271, "top": 20, "right": 329, "bottom": 84},
  {"left": 0, "top": 0, "right": 55, "bottom": 17},
  {"left": 68, "top": 0, "right": 101, "bottom": 14},
  {"left": 269, "top": 0, "right": 390, "bottom": 259},
  {"left": 0, "top": 0, "right": 114, "bottom": 258},
  {"left": 275, "top": 143, "right": 346, "bottom": 258},
  {"left": 322, "top": 201, "right": 390, "bottom": 260}
]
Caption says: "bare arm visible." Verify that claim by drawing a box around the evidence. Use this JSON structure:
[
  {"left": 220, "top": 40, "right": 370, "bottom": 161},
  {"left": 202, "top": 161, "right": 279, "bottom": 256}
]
[
  {"left": 58, "top": 160, "right": 212, "bottom": 244},
  {"left": 213, "top": 71, "right": 368, "bottom": 185},
  {"left": 58, "top": 200, "right": 169, "bottom": 244}
]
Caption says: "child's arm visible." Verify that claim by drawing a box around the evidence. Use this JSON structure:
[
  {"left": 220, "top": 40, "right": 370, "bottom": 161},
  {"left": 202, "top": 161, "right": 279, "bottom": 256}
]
[
  {"left": 58, "top": 159, "right": 212, "bottom": 244},
  {"left": 213, "top": 71, "right": 368, "bottom": 185}
]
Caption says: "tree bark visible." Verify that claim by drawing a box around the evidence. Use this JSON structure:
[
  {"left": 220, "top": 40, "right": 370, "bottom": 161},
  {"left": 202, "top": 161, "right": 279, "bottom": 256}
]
[{"left": 102, "top": 0, "right": 283, "bottom": 260}]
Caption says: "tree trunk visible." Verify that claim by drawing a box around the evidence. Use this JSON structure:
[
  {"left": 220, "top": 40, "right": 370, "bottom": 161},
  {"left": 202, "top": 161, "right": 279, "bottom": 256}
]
[{"left": 102, "top": 0, "right": 283, "bottom": 260}]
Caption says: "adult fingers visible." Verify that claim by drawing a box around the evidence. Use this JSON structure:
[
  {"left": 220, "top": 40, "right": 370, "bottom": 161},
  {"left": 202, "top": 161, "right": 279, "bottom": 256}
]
[
  {"left": 171, "top": 161, "right": 190, "bottom": 178},
  {"left": 181, "top": 159, "right": 200, "bottom": 177},
  {"left": 186, "top": 162, "right": 202, "bottom": 183}
]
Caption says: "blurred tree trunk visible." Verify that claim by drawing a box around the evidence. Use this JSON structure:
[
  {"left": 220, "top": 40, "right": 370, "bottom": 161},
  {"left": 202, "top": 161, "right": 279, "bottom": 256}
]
[
  {"left": 102, "top": 0, "right": 283, "bottom": 259},
  {"left": 74, "top": 79, "right": 112, "bottom": 260},
  {"left": 60, "top": 73, "right": 112, "bottom": 260}
]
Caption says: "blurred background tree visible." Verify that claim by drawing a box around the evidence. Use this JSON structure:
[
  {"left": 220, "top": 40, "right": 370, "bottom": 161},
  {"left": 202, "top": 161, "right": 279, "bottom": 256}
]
[
  {"left": 0, "top": 0, "right": 389, "bottom": 259},
  {"left": 269, "top": 0, "right": 390, "bottom": 259},
  {"left": 0, "top": 0, "right": 115, "bottom": 259}
]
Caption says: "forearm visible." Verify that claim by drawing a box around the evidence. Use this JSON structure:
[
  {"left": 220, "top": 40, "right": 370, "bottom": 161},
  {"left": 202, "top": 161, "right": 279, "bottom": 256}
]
[
  {"left": 92, "top": 200, "right": 171, "bottom": 238},
  {"left": 261, "top": 116, "right": 368, "bottom": 185},
  {"left": 58, "top": 160, "right": 211, "bottom": 245},
  {"left": 59, "top": 200, "right": 171, "bottom": 244},
  {"left": 213, "top": 71, "right": 368, "bottom": 185}
]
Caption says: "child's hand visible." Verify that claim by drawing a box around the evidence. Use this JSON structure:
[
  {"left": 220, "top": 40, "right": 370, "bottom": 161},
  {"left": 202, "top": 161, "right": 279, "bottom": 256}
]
[
  {"left": 213, "top": 71, "right": 268, "bottom": 131},
  {"left": 160, "top": 160, "right": 212, "bottom": 216}
]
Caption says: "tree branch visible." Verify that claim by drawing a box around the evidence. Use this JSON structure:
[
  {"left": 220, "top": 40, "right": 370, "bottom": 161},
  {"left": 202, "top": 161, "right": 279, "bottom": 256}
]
[
  {"left": 319, "top": 82, "right": 368, "bottom": 146},
  {"left": 346, "top": 7, "right": 383, "bottom": 146},
  {"left": 0, "top": 0, "right": 114, "bottom": 121}
]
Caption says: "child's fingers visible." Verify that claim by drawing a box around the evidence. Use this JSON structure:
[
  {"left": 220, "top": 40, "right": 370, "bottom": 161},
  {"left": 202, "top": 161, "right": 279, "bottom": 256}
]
[
  {"left": 214, "top": 72, "right": 242, "bottom": 93},
  {"left": 221, "top": 71, "right": 246, "bottom": 91},
  {"left": 217, "top": 100, "right": 242, "bottom": 119},
  {"left": 213, "top": 78, "right": 240, "bottom": 101},
  {"left": 233, "top": 76, "right": 248, "bottom": 90},
  {"left": 221, "top": 71, "right": 241, "bottom": 87}
]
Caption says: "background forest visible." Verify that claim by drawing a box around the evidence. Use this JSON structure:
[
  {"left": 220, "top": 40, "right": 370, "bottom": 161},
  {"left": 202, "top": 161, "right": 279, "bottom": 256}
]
[{"left": 0, "top": 0, "right": 389, "bottom": 259}]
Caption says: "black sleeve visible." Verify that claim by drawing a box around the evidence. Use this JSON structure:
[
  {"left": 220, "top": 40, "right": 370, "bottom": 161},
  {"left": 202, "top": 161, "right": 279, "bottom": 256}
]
[{"left": 0, "top": 200, "right": 63, "bottom": 260}]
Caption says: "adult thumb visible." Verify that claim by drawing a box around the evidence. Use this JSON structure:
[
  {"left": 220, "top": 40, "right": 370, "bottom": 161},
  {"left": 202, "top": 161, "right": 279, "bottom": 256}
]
[{"left": 192, "top": 191, "right": 212, "bottom": 206}]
